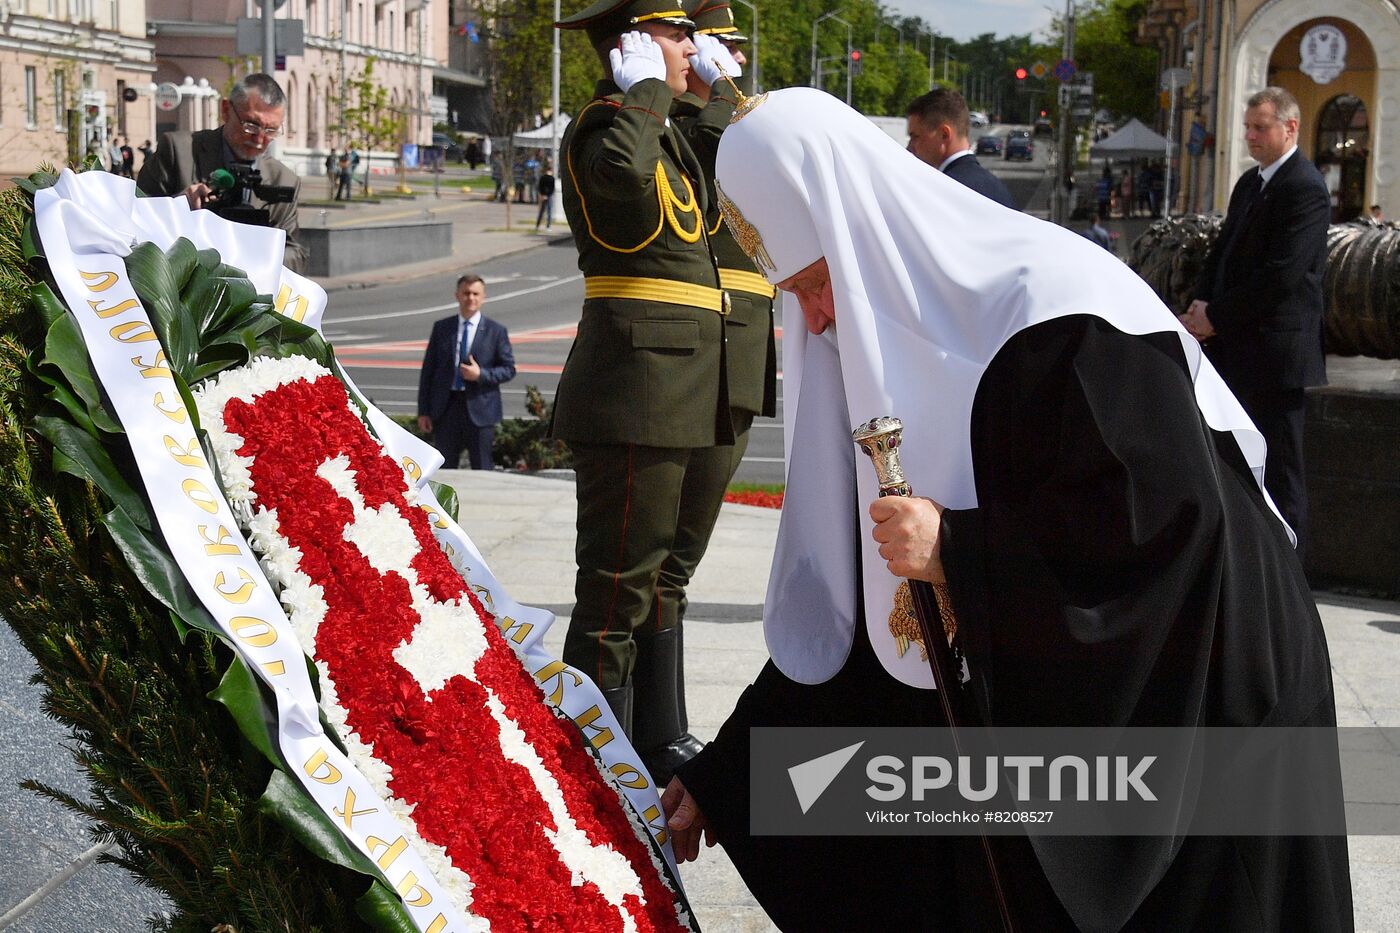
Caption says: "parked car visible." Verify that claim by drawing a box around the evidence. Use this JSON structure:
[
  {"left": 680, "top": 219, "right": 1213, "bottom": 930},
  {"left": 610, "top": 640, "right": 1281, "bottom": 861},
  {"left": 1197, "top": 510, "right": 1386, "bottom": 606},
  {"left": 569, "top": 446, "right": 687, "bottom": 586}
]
[
  {"left": 975, "top": 134, "right": 1004, "bottom": 156},
  {"left": 1032, "top": 115, "right": 1054, "bottom": 137},
  {"left": 1004, "top": 131, "right": 1034, "bottom": 161},
  {"left": 969, "top": 110, "right": 989, "bottom": 128},
  {"left": 432, "top": 132, "right": 465, "bottom": 163}
]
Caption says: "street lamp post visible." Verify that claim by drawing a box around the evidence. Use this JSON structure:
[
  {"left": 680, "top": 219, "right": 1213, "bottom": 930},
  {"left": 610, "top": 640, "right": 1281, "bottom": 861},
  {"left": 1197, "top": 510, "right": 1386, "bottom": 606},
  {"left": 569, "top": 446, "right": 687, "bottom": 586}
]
[
  {"left": 730, "top": 0, "right": 758, "bottom": 93},
  {"left": 811, "top": 11, "right": 852, "bottom": 105},
  {"left": 551, "top": 0, "right": 562, "bottom": 219},
  {"left": 922, "top": 29, "right": 935, "bottom": 91}
]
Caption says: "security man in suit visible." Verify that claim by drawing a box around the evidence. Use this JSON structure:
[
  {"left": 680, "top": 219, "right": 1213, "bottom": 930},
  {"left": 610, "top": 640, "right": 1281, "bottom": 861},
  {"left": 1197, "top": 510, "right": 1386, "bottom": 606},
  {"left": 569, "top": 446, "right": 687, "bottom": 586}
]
[
  {"left": 137, "top": 73, "right": 307, "bottom": 273},
  {"left": 1182, "top": 86, "right": 1330, "bottom": 560},
  {"left": 906, "top": 87, "right": 1017, "bottom": 209},
  {"left": 654, "top": 0, "right": 776, "bottom": 781},
  {"left": 554, "top": 0, "right": 739, "bottom": 784},
  {"left": 417, "top": 274, "right": 517, "bottom": 470}
]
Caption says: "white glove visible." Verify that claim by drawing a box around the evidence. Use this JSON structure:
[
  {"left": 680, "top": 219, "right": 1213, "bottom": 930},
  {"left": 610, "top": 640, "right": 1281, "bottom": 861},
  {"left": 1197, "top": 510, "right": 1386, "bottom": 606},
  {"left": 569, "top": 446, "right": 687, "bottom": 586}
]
[
  {"left": 688, "top": 33, "right": 742, "bottom": 87},
  {"left": 609, "top": 31, "right": 668, "bottom": 92}
]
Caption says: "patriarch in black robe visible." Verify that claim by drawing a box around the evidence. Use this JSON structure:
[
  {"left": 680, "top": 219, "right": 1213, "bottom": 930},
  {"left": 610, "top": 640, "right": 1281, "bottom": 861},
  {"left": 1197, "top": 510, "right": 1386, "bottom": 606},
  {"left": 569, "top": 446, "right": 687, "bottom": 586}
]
[{"left": 662, "top": 87, "right": 1352, "bottom": 933}]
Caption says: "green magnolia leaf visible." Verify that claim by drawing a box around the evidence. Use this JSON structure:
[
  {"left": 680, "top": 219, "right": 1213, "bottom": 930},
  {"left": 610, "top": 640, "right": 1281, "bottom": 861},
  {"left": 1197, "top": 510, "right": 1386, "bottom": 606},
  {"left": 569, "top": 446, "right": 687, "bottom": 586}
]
[
  {"left": 181, "top": 265, "right": 227, "bottom": 333},
  {"left": 258, "top": 770, "right": 383, "bottom": 879},
  {"left": 34, "top": 415, "right": 149, "bottom": 527},
  {"left": 428, "top": 482, "right": 460, "bottom": 525},
  {"left": 30, "top": 281, "right": 66, "bottom": 327},
  {"left": 40, "top": 312, "right": 97, "bottom": 397},
  {"left": 355, "top": 882, "right": 420, "bottom": 933},
  {"left": 44, "top": 381, "right": 100, "bottom": 437},
  {"left": 209, "top": 655, "right": 281, "bottom": 766},
  {"left": 125, "top": 241, "right": 199, "bottom": 381},
  {"left": 102, "top": 503, "right": 222, "bottom": 637},
  {"left": 164, "top": 237, "right": 200, "bottom": 292}
]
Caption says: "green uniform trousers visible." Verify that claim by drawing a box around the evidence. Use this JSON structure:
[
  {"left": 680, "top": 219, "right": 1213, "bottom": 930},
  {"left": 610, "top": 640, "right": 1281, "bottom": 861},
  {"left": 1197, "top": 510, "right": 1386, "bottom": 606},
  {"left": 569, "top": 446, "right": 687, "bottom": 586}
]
[{"left": 564, "top": 412, "right": 753, "bottom": 690}]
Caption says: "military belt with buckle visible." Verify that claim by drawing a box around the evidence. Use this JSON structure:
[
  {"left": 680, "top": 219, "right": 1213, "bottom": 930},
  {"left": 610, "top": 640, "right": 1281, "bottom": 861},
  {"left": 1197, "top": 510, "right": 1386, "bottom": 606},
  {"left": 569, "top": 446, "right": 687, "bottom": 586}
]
[{"left": 585, "top": 275, "right": 729, "bottom": 314}]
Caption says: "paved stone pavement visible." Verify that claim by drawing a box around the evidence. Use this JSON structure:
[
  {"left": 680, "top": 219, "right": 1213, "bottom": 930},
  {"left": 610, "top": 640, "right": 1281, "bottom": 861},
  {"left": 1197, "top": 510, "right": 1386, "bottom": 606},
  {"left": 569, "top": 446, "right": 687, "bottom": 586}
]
[{"left": 3, "top": 470, "right": 1399, "bottom": 930}]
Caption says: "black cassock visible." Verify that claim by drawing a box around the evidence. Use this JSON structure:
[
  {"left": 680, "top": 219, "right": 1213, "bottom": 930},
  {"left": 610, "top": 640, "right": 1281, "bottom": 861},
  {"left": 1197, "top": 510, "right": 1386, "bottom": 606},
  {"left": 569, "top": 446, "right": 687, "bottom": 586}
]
[{"left": 676, "top": 315, "right": 1353, "bottom": 932}]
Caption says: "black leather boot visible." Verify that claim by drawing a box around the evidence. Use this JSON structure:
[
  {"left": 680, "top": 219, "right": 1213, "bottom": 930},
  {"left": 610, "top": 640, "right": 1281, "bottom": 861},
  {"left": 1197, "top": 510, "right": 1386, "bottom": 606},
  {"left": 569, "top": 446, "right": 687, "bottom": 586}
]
[
  {"left": 632, "top": 626, "right": 704, "bottom": 786},
  {"left": 601, "top": 683, "right": 633, "bottom": 739}
]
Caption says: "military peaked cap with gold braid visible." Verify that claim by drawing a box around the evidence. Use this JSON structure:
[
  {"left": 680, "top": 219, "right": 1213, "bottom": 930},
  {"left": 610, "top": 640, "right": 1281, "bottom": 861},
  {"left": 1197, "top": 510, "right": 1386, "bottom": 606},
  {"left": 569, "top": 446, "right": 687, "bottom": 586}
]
[
  {"left": 557, "top": 0, "right": 695, "bottom": 46},
  {"left": 684, "top": 0, "right": 747, "bottom": 42}
]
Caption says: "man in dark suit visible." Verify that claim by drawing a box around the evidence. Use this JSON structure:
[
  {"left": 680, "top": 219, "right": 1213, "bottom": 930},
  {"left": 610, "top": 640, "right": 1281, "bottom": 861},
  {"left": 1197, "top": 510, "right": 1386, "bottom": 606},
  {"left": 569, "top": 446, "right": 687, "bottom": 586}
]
[
  {"left": 417, "top": 274, "right": 517, "bottom": 470},
  {"left": 906, "top": 88, "right": 1016, "bottom": 209},
  {"left": 1182, "top": 86, "right": 1330, "bottom": 558},
  {"left": 136, "top": 73, "right": 307, "bottom": 273}
]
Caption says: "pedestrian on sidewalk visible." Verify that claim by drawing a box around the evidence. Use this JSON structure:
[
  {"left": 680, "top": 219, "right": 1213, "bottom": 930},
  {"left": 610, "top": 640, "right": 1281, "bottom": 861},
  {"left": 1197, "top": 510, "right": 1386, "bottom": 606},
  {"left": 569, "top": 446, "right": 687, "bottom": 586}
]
[
  {"left": 1081, "top": 211, "right": 1112, "bottom": 251},
  {"left": 416, "top": 274, "right": 516, "bottom": 470},
  {"left": 1119, "top": 168, "right": 1134, "bottom": 217},
  {"left": 534, "top": 160, "right": 555, "bottom": 230},
  {"left": 325, "top": 148, "right": 338, "bottom": 198},
  {"left": 1094, "top": 166, "right": 1112, "bottom": 219},
  {"left": 335, "top": 151, "right": 352, "bottom": 200}
]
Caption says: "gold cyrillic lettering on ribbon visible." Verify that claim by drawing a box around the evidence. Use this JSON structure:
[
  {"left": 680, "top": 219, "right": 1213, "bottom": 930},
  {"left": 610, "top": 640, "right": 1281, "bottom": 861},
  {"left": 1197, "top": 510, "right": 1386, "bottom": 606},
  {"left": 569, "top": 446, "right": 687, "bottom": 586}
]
[
  {"left": 109, "top": 321, "right": 158, "bottom": 344},
  {"left": 396, "top": 872, "right": 434, "bottom": 907},
  {"left": 153, "top": 392, "right": 188, "bottom": 423},
  {"left": 334, "top": 787, "right": 378, "bottom": 829},
  {"left": 181, "top": 478, "right": 220, "bottom": 514},
  {"left": 365, "top": 834, "right": 409, "bottom": 871},
  {"left": 229, "top": 615, "right": 277, "bottom": 648},
  {"left": 533, "top": 660, "right": 583, "bottom": 706},
  {"left": 86, "top": 297, "right": 140, "bottom": 319},
  {"left": 78, "top": 269, "right": 119, "bottom": 292},
  {"left": 274, "top": 284, "right": 309, "bottom": 323},
  {"left": 131, "top": 350, "right": 171, "bottom": 380},
  {"left": 164, "top": 435, "right": 208, "bottom": 469},
  {"left": 609, "top": 762, "right": 650, "bottom": 790},
  {"left": 213, "top": 569, "right": 256, "bottom": 603},
  {"left": 573, "top": 704, "right": 615, "bottom": 751},
  {"left": 303, "top": 748, "right": 343, "bottom": 784},
  {"left": 198, "top": 524, "right": 241, "bottom": 556}
]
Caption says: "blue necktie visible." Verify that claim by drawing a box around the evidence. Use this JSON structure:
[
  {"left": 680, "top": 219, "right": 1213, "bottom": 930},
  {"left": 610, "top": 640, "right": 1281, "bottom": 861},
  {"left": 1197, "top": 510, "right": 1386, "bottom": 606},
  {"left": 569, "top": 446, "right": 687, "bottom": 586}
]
[{"left": 454, "top": 321, "right": 471, "bottom": 390}]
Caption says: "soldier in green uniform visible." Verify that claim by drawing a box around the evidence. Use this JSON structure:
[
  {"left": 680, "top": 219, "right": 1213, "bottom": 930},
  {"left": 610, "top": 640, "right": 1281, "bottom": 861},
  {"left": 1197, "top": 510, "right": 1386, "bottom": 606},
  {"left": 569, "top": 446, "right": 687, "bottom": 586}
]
[
  {"left": 554, "top": 0, "right": 744, "bottom": 784},
  {"left": 649, "top": 0, "right": 778, "bottom": 776}
]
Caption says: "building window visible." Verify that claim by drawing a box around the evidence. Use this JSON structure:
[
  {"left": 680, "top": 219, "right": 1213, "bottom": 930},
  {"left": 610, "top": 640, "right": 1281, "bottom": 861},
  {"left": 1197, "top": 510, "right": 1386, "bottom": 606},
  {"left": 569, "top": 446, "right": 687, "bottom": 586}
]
[
  {"left": 53, "top": 70, "right": 66, "bottom": 129},
  {"left": 25, "top": 66, "right": 38, "bottom": 130},
  {"left": 1315, "top": 94, "right": 1370, "bottom": 223}
]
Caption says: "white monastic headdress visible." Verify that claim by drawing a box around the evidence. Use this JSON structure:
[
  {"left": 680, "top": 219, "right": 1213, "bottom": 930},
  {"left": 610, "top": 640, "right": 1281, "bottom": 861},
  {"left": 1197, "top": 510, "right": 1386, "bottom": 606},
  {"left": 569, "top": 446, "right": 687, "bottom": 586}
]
[{"left": 715, "top": 88, "right": 1283, "bottom": 688}]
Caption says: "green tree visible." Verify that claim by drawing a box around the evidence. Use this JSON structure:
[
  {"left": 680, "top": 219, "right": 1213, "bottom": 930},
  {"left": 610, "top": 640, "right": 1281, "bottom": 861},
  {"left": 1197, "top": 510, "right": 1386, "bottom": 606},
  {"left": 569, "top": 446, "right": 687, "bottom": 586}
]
[
  {"left": 340, "top": 57, "right": 406, "bottom": 195},
  {"left": 1047, "top": 0, "right": 1158, "bottom": 122}
]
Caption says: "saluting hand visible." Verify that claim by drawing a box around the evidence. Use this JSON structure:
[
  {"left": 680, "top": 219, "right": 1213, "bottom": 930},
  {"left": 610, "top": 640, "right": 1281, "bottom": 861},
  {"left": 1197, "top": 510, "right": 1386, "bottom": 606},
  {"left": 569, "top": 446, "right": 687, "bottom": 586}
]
[
  {"left": 870, "top": 496, "right": 946, "bottom": 584},
  {"left": 609, "top": 31, "right": 668, "bottom": 92},
  {"left": 688, "top": 33, "right": 742, "bottom": 87}
]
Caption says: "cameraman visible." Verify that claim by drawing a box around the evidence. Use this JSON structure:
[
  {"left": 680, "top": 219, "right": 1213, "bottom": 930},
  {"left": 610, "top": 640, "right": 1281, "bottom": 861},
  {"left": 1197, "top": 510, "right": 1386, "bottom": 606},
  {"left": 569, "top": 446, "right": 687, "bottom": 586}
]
[{"left": 137, "top": 73, "right": 307, "bottom": 273}]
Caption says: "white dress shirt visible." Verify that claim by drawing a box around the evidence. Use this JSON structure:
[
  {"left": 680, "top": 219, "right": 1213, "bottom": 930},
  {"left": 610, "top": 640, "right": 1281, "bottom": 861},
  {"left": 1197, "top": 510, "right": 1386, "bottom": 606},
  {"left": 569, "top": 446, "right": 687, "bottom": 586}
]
[
  {"left": 1259, "top": 145, "right": 1298, "bottom": 189},
  {"left": 938, "top": 147, "right": 977, "bottom": 173}
]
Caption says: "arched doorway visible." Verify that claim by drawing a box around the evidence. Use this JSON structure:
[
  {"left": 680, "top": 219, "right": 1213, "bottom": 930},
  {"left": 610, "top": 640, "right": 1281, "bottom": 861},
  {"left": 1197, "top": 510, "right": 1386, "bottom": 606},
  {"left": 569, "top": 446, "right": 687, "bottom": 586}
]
[
  {"left": 1227, "top": 0, "right": 1400, "bottom": 215},
  {"left": 1315, "top": 94, "right": 1369, "bottom": 221}
]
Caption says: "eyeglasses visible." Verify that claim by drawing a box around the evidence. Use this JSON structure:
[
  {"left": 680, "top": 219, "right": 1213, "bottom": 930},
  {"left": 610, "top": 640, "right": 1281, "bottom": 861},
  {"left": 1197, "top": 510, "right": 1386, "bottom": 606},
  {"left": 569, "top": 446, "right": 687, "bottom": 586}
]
[{"left": 232, "top": 105, "right": 282, "bottom": 139}]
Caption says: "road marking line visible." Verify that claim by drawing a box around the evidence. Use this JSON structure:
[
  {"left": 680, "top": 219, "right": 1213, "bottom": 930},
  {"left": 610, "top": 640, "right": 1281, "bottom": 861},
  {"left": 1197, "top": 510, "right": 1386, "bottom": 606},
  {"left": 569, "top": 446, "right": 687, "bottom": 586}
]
[{"left": 326, "top": 274, "right": 583, "bottom": 324}]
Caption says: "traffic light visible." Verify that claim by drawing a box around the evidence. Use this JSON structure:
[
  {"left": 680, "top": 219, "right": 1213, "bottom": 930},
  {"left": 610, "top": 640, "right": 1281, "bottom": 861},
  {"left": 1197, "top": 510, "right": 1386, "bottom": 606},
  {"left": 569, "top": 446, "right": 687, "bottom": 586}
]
[
  {"left": 1015, "top": 67, "right": 1028, "bottom": 81},
  {"left": 849, "top": 48, "right": 863, "bottom": 77}
]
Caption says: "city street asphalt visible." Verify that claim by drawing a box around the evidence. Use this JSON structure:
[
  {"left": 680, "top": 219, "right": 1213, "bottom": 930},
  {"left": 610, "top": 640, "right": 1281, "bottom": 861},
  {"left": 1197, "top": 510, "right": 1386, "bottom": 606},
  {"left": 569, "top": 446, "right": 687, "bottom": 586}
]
[{"left": 3, "top": 133, "right": 1398, "bottom": 932}]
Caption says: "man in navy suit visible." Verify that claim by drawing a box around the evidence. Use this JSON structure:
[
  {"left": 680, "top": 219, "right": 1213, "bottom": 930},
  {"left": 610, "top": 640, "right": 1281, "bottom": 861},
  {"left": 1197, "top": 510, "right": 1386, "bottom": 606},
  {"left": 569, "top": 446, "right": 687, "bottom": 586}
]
[
  {"left": 417, "top": 274, "right": 517, "bottom": 470},
  {"left": 906, "top": 88, "right": 1016, "bottom": 209},
  {"left": 1182, "top": 86, "right": 1330, "bottom": 558}
]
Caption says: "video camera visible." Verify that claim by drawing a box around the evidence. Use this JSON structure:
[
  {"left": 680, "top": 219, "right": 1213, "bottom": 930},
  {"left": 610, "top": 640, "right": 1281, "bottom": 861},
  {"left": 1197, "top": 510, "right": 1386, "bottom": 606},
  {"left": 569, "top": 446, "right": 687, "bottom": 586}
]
[{"left": 205, "top": 164, "right": 297, "bottom": 226}]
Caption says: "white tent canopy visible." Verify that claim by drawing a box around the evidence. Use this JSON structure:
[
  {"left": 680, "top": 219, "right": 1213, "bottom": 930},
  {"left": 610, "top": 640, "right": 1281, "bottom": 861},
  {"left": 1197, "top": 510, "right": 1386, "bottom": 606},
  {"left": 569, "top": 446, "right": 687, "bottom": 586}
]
[
  {"left": 1090, "top": 118, "right": 1170, "bottom": 159},
  {"left": 512, "top": 115, "right": 572, "bottom": 149}
]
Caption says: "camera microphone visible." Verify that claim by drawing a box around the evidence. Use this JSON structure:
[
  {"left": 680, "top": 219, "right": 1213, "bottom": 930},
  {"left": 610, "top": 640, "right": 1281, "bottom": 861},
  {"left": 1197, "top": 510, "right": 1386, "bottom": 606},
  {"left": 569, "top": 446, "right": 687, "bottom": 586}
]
[{"left": 208, "top": 168, "right": 236, "bottom": 193}]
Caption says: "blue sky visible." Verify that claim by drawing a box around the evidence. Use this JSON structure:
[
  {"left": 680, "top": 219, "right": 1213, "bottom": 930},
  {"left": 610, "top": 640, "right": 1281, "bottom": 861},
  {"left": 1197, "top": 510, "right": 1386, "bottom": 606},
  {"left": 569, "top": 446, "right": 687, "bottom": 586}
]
[{"left": 889, "top": 0, "right": 1058, "bottom": 42}]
